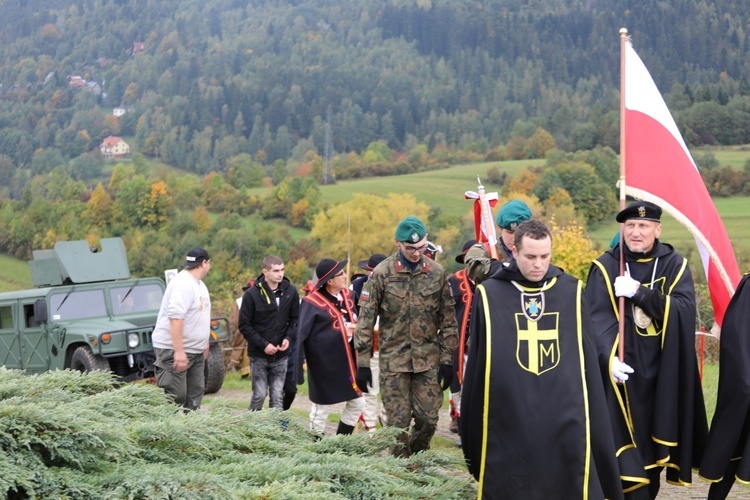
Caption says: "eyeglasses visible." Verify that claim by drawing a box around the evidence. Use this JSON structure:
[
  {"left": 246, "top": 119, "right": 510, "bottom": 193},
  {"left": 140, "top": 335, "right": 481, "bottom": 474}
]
[{"left": 402, "top": 243, "right": 428, "bottom": 254}]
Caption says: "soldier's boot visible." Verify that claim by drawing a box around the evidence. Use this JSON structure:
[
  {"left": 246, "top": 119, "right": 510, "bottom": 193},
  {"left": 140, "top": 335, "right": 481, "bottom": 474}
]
[
  {"left": 336, "top": 421, "right": 355, "bottom": 435},
  {"left": 410, "top": 421, "right": 437, "bottom": 454},
  {"left": 392, "top": 429, "right": 412, "bottom": 458}
]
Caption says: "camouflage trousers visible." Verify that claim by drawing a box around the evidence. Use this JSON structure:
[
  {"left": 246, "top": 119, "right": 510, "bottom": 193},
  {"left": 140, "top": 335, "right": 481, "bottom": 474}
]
[{"left": 380, "top": 368, "right": 443, "bottom": 457}]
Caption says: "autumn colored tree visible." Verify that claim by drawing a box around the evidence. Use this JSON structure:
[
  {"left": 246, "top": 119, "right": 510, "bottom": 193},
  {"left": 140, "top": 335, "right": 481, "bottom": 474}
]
[
  {"left": 82, "top": 183, "right": 114, "bottom": 229},
  {"left": 504, "top": 169, "right": 539, "bottom": 196},
  {"left": 192, "top": 206, "right": 212, "bottom": 234},
  {"left": 289, "top": 198, "right": 310, "bottom": 227},
  {"left": 548, "top": 217, "right": 599, "bottom": 282},
  {"left": 524, "top": 127, "right": 557, "bottom": 159},
  {"left": 504, "top": 135, "right": 527, "bottom": 160},
  {"left": 309, "top": 192, "right": 430, "bottom": 267},
  {"left": 542, "top": 187, "right": 577, "bottom": 227},
  {"left": 139, "top": 181, "right": 173, "bottom": 228}
]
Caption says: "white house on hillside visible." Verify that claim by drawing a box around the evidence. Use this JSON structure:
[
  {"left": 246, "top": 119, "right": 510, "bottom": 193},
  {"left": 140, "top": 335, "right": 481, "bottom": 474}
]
[{"left": 99, "top": 136, "right": 130, "bottom": 159}]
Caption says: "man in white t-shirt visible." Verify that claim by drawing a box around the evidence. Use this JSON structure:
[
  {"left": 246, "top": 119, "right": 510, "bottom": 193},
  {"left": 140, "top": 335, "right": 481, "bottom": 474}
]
[{"left": 152, "top": 247, "right": 212, "bottom": 410}]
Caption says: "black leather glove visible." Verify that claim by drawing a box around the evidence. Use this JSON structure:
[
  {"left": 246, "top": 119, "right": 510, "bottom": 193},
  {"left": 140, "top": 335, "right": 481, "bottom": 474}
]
[
  {"left": 438, "top": 364, "right": 454, "bottom": 391},
  {"left": 356, "top": 367, "right": 372, "bottom": 393}
]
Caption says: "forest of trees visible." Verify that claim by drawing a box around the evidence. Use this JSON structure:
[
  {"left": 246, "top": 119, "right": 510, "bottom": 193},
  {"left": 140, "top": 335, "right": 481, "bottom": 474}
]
[
  {"left": 2, "top": 0, "right": 750, "bottom": 192},
  {"left": 1, "top": 0, "right": 749, "bottom": 322}
]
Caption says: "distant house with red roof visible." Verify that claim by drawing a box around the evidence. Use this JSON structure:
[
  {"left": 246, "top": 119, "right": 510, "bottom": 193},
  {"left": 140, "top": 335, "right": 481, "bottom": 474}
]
[
  {"left": 67, "top": 75, "right": 86, "bottom": 88},
  {"left": 99, "top": 136, "right": 130, "bottom": 159}
]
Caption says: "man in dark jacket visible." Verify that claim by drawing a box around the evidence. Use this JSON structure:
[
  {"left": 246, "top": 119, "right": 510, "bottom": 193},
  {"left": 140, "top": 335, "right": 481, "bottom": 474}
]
[{"left": 239, "top": 255, "right": 300, "bottom": 410}]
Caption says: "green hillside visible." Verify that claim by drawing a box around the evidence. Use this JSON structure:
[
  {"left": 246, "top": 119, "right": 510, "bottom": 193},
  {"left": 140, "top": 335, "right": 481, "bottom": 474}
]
[
  {"left": 2, "top": 148, "right": 748, "bottom": 294},
  {"left": 3, "top": 0, "right": 750, "bottom": 183},
  {"left": 314, "top": 159, "right": 543, "bottom": 217},
  {"left": 0, "top": 255, "right": 32, "bottom": 293}
]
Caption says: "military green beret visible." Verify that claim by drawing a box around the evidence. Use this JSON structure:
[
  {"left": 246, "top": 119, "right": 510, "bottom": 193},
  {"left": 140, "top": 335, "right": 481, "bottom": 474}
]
[
  {"left": 395, "top": 216, "right": 427, "bottom": 243},
  {"left": 496, "top": 200, "right": 532, "bottom": 230}
]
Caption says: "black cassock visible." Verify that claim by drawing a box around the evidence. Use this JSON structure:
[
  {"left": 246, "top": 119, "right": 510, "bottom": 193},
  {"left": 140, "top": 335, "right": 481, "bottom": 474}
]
[
  {"left": 460, "top": 262, "right": 622, "bottom": 500},
  {"left": 700, "top": 273, "right": 750, "bottom": 486},
  {"left": 586, "top": 241, "right": 707, "bottom": 493}
]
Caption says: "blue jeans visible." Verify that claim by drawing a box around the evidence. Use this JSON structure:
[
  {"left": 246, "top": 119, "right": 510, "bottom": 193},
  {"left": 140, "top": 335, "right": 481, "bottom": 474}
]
[{"left": 249, "top": 356, "right": 287, "bottom": 410}]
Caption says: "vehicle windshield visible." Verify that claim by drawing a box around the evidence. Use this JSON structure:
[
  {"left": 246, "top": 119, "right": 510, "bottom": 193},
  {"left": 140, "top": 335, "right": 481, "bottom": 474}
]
[
  {"left": 50, "top": 290, "right": 107, "bottom": 321},
  {"left": 110, "top": 284, "right": 163, "bottom": 315}
]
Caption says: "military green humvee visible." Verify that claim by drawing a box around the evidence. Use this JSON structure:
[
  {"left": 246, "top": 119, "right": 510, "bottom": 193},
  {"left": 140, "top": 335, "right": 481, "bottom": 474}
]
[{"left": 0, "top": 238, "right": 228, "bottom": 393}]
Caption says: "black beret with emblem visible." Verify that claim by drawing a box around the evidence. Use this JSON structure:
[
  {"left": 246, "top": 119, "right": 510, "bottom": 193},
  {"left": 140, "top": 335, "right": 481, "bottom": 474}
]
[{"left": 616, "top": 201, "right": 662, "bottom": 223}]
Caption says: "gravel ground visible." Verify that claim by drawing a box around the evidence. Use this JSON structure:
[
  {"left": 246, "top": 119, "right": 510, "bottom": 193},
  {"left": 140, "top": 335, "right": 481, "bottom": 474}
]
[{"left": 205, "top": 385, "right": 750, "bottom": 499}]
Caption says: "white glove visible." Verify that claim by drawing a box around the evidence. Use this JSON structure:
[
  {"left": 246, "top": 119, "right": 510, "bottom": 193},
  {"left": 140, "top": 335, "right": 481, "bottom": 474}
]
[
  {"left": 614, "top": 273, "right": 640, "bottom": 298},
  {"left": 611, "top": 357, "right": 634, "bottom": 383}
]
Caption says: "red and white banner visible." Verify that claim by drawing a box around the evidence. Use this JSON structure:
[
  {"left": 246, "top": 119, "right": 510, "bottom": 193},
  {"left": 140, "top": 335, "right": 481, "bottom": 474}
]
[
  {"left": 622, "top": 38, "right": 740, "bottom": 327},
  {"left": 465, "top": 189, "right": 498, "bottom": 248}
]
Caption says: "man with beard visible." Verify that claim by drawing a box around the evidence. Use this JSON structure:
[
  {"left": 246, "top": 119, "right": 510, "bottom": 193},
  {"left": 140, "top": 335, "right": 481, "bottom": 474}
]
[
  {"left": 586, "top": 201, "right": 707, "bottom": 499},
  {"left": 460, "top": 220, "right": 622, "bottom": 500}
]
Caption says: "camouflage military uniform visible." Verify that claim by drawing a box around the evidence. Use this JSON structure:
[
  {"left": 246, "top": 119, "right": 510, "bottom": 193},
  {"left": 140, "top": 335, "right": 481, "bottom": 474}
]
[
  {"left": 355, "top": 252, "right": 458, "bottom": 457},
  {"left": 464, "top": 242, "right": 506, "bottom": 284},
  {"left": 466, "top": 199, "right": 532, "bottom": 284}
]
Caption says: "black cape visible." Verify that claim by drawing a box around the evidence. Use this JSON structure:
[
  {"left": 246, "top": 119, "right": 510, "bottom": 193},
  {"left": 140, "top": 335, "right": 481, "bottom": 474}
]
[
  {"left": 296, "top": 289, "right": 362, "bottom": 405},
  {"left": 700, "top": 273, "right": 750, "bottom": 483},
  {"left": 460, "top": 262, "right": 623, "bottom": 500},
  {"left": 586, "top": 241, "right": 707, "bottom": 492}
]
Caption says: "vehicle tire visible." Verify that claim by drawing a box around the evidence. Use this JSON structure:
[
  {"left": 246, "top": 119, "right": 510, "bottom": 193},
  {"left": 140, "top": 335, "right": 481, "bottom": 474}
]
[
  {"left": 204, "top": 343, "right": 226, "bottom": 394},
  {"left": 70, "top": 346, "right": 110, "bottom": 373}
]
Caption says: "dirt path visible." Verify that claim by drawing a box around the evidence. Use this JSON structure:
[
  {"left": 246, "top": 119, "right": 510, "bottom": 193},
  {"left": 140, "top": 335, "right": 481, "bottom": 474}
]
[{"left": 205, "top": 386, "right": 745, "bottom": 498}]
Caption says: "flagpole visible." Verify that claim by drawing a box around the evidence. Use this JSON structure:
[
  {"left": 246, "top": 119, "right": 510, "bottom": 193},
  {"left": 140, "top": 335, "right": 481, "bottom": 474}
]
[
  {"left": 346, "top": 214, "right": 352, "bottom": 288},
  {"left": 618, "top": 28, "right": 628, "bottom": 363}
]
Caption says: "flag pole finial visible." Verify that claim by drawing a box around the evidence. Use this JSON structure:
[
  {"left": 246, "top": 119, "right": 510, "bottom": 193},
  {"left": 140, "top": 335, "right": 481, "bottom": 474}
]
[{"left": 619, "top": 27, "right": 628, "bottom": 36}]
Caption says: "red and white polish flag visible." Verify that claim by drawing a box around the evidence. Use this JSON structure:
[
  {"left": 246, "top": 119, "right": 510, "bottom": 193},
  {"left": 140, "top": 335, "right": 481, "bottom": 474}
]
[{"left": 623, "top": 39, "right": 740, "bottom": 327}]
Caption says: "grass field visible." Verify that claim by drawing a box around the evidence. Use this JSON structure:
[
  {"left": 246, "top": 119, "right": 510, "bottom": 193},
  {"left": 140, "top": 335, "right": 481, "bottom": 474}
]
[
  {"left": 699, "top": 145, "right": 750, "bottom": 170},
  {"left": 0, "top": 254, "right": 32, "bottom": 292},
  {"left": 316, "top": 159, "right": 545, "bottom": 215}
]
